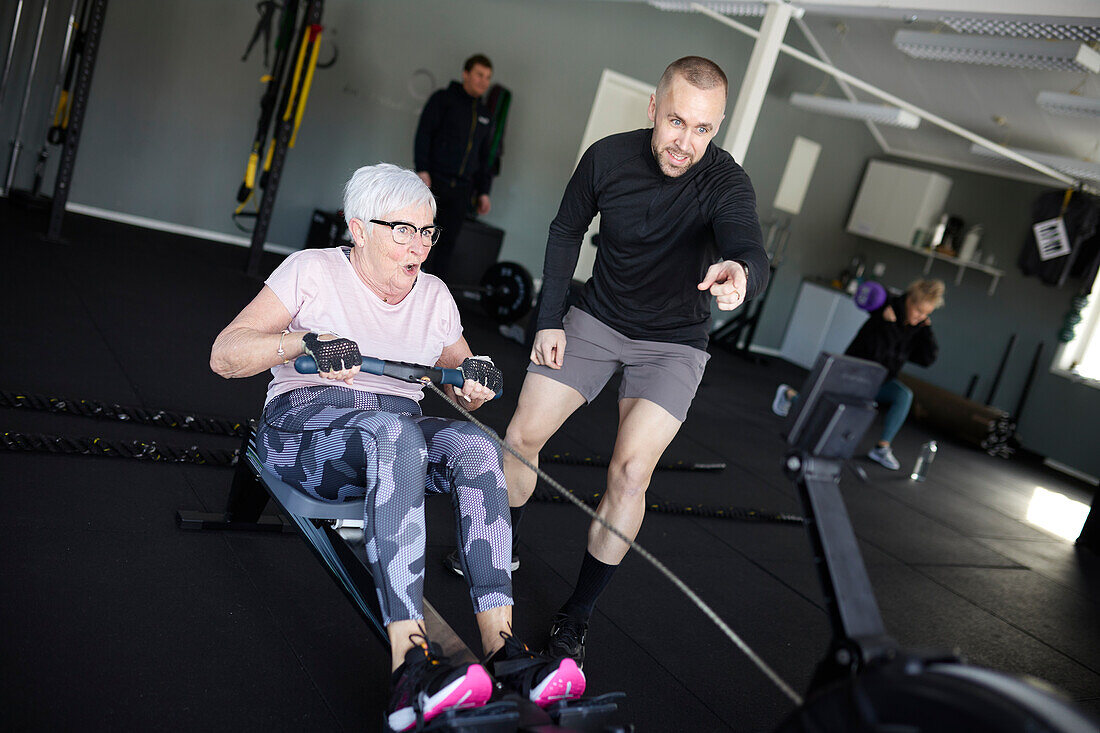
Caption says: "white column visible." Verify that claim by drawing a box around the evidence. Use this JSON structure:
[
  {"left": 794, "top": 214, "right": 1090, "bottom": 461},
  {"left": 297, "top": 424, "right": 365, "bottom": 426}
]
[{"left": 721, "top": 1, "right": 796, "bottom": 165}]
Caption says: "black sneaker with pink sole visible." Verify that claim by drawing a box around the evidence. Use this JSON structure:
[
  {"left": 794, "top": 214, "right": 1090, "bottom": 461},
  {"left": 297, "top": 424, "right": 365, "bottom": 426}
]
[
  {"left": 387, "top": 637, "right": 493, "bottom": 732},
  {"left": 485, "top": 631, "right": 586, "bottom": 708}
]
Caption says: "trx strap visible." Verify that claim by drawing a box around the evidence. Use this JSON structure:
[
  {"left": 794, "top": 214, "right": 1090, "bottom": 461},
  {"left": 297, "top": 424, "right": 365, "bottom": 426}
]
[
  {"left": 46, "top": 0, "right": 92, "bottom": 147},
  {"left": 235, "top": 2, "right": 326, "bottom": 229},
  {"left": 288, "top": 24, "right": 322, "bottom": 148},
  {"left": 243, "top": 0, "right": 324, "bottom": 275},
  {"left": 31, "top": 0, "right": 82, "bottom": 197},
  {"left": 235, "top": 0, "right": 301, "bottom": 218},
  {"left": 46, "top": 0, "right": 107, "bottom": 243},
  {"left": 241, "top": 0, "right": 278, "bottom": 66},
  {"left": 258, "top": 6, "right": 322, "bottom": 190}
]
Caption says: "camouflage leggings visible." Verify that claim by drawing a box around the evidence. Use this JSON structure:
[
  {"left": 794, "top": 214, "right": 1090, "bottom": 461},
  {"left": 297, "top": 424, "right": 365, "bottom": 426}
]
[{"left": 257, "top": 386, "right": 512, "bottom": 626}]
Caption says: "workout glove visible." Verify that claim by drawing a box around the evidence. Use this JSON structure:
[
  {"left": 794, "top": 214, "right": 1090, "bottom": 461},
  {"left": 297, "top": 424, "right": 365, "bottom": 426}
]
[
  {"left": 461, "top": 356, "right": 503, "bottom": 395},
  {"left": 302, "top": 332, "right": 361, "bottom": 373}
]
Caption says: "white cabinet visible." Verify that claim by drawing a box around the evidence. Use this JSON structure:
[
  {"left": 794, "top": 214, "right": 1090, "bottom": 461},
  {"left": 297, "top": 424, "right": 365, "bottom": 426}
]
[
  {"left": 846, "top": 160, "right": 952, "bottom": 248},
  {"left": 780, "top": 281, "right": 869, "bottom": 369}
]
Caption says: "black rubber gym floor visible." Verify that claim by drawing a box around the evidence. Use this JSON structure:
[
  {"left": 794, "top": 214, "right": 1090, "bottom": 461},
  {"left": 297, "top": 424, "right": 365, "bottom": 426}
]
[{"left": 2, "top": 198, "right": 1098, "bottom": 731}]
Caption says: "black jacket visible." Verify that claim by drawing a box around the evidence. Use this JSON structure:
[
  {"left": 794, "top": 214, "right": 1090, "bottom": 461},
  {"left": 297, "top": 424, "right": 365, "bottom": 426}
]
[
  {"left": 845, "top": 293, "right": 938, "bottom": 380},
  {"left": 1017, "top": 189, "right": 1100, "bottom": 288},
  {"left": 414, "top": 81, "right": 494, "bottom": 195}
]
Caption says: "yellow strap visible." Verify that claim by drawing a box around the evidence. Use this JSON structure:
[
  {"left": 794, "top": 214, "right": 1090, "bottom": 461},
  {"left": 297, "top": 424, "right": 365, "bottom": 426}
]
[
  {"left": 289, "top": 29, "right": 322, "bottom": 148},
  {"left": 263, "top": 138, "right": 276, "bottom": 172},
  {"left": 282, "top": 28, "right": 311, "bottom": 122},
  {"left": 53, "top": 90, "right": 69, "bottom": 126},
  {"left": 234, "top": 188, "right": 254, "bottom": 216},
  {"left": 235, "top": 151, "right": 259, "bottom": 215},
  {"left": 244, "top": 151, "right": 259, "bottom": 188},
  {"left": 234, "top": 188, "right": 253, "bottom": 214},
  {"left": 1060, "top": 188, "right": 1074, "bottom": 215}
]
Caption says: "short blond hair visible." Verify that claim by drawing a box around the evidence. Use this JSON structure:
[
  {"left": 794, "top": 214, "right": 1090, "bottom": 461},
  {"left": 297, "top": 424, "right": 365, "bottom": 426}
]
[{"left": 907, "top": 278, "right": 945, "bottom": 309}]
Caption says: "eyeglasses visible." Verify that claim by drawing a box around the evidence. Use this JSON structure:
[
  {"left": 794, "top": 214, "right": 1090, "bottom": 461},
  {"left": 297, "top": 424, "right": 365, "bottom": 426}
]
[{"left": 369, "top": 219, "right": 441, "bottom": 246}]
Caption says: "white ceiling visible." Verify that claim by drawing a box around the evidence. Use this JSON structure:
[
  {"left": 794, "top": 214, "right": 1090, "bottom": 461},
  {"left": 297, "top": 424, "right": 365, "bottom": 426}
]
[{"left": 628, "top": 1, "right": 1100, "bottom": 189}]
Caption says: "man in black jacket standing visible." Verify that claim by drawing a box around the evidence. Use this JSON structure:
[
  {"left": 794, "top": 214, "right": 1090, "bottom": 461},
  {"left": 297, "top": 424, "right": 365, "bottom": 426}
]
[
  {"left": 414, "top": 54, "right": 495, "bottom": 279},
  {"left": 500, "top": 56, "right": 768, "bottom": 666}
]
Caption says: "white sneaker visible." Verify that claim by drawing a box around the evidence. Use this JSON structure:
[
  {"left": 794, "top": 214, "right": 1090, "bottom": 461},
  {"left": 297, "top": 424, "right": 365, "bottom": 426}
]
[
  {"left": 868, "top": 445, "right": 900, "bottom": 470},
  {"left": 772, "top": 384, "right": 794, "bottom": 417}
]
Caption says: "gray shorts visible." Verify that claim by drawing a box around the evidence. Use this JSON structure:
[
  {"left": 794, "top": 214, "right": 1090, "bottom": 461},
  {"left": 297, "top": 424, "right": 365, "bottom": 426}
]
[{"left": 527, "top": 307, "right": 710, "bottom": 422}]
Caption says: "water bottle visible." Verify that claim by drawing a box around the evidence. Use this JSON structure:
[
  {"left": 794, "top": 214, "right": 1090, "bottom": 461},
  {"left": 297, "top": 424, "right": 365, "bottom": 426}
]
[{"left": 910, "top": 441, "right": 937, "bottom": 482}]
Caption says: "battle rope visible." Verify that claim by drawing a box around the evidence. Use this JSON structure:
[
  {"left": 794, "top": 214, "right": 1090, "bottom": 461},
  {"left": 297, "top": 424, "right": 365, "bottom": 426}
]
[
  {"left": 541, "top": 451, "right": 726, "bottom": 472},
  {"left": 531, "top": 484, "right": 802, "bottom": 524},
  {"left": 0, "top": 390, "right": 250, "bottom": 437},
  {"left": 1, "top": 389, "right": 721, "bottom": 467},
  {"left": 1, "top": 431, "right": 236, "bottom": 465},
  {"left": 1, "top": 389, "right": 802, "bottom": 525},
  {"left": 0, "top": 429, "right": 801, "bottom": 525},
  {"left": 422, "top": 381, "right": 805, "bottom": 706}
]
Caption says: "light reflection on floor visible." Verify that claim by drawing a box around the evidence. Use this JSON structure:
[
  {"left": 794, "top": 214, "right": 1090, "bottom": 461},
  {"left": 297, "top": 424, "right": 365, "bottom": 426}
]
[{"left": 1026, "top": 486, "right": 1090, "bottom": 542}]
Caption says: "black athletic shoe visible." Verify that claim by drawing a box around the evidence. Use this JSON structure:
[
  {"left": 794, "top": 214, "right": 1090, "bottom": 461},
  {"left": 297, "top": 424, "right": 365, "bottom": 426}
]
[
  {"left": 547, "top": 612, "right": 588, "bottom": 669},
  {"left": 485, "top": 632, "right": 586, "bottom": 708},
  {"left": 386, "top": 637, "right": 492, "bottom": 732},
  {"left": 444, "top": 548, "right": 519, "bottom": 576}
]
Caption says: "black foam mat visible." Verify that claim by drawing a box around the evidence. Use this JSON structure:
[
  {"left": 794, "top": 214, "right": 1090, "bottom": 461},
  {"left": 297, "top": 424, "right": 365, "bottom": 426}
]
[
  {"left": 3, "top": 199, "right": 1098, "bottom": 729},
  {"left": 864, "top": 561, "right": 1100, "bottom": 700}
]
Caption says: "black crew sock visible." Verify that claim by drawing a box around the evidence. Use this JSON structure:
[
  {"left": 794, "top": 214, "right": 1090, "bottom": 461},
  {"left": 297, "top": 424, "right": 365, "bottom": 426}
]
[
  {"left": 560, "top": 551, "right": 618, "bottom": 621},
  {"left": 510, "top": 506, "right": 526, "bottom": 553}
]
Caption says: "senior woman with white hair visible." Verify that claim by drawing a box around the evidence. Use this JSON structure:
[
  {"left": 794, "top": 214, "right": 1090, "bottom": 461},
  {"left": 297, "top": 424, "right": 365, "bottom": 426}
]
[{"left": 210, "top": 163, "right": 584, "bottom": 731}]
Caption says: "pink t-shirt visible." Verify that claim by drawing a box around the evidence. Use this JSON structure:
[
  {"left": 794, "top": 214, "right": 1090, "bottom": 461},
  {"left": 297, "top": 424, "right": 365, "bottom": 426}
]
[{"left": 263, "top": 247, "right": 463, "bottom": 405}]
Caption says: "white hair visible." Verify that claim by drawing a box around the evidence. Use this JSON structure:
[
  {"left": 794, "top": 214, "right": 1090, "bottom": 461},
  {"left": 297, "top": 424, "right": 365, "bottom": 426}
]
[{"left": 342, "top": 163, "right": 436, "bottom": 226}]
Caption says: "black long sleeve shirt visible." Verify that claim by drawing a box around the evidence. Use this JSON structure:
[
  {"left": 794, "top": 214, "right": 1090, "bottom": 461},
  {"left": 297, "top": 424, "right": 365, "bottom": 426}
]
[
  {"left": 535, "top": 128, "right": 767, "bottom": 349},
  {"left": 845, "top": 293, "right": 939, "bottom": 380},
  {"left": 413, "top": 81, "right": 493, "bottom": 196}
]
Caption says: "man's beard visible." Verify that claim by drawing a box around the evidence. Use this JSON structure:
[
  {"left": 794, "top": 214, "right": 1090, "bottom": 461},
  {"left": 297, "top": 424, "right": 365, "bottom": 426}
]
[{"left": 651, "top": 141, "right": 694, "bottom": 178}]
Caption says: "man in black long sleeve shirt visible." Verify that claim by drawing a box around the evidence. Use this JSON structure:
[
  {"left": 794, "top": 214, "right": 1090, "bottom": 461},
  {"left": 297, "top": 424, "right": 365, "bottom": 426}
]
[
  {"left": 503, "top": 57, "right": 767, "bottom": 665},
  {"left": 414, "top": 54, "right": 495, "bottom": 279}
]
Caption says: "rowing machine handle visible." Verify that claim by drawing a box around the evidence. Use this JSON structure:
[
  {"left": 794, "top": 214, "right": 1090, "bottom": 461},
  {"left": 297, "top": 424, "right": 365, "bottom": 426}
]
[{"left": 294, "top": 356, "right": 500, "bottom": 398}]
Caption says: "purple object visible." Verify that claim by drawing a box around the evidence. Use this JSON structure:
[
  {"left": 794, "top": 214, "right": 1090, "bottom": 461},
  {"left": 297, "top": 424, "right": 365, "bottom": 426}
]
[{"left": 855, "top": 280, "right": 887, "bottom": 311}]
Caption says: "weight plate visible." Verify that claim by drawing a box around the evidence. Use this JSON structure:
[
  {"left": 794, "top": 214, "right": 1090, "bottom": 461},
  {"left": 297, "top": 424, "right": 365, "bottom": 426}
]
[{"left": 479, "top": 261, "right": 534, "bottom": 323}]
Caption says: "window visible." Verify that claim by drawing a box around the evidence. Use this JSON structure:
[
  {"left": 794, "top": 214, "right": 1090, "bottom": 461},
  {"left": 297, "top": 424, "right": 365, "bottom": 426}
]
[{"left": 1055, "top": 273, "right": 1100, "bottom": 382}]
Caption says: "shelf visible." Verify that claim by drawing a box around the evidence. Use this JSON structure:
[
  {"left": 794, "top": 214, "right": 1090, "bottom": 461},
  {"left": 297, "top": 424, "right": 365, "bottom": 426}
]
[{"left": 869, "top": 239, "right": 1005, "bottom": 295}]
